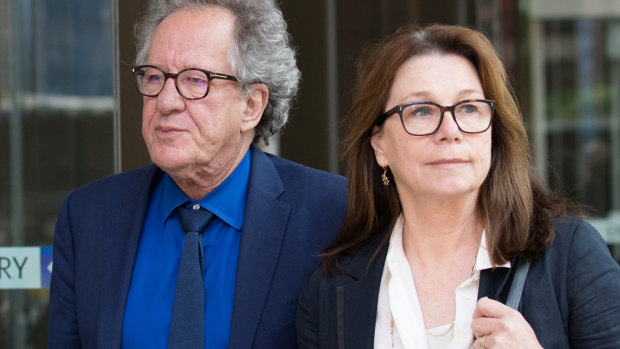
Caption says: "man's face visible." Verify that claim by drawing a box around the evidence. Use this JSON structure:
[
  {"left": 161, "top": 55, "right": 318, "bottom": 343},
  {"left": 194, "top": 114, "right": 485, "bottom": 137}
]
[{"left": 142, "top": 6, "right": 255, "bottom": 185}]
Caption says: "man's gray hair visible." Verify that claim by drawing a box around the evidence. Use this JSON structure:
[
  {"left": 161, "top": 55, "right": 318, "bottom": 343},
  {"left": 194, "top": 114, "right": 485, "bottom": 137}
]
[{"left": 134, "top": 0, "right": 300, "bottom": 143}]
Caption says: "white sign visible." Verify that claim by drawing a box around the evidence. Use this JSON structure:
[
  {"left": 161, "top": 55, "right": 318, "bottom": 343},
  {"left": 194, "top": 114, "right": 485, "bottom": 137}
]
[{"left": 0, "top": 247, "right": 46, "bottom": 289}]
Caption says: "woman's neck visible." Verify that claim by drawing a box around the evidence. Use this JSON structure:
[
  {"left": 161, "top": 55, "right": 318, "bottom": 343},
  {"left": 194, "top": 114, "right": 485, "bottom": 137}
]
[
  {"left": 400, "top": 194, "right": 483, "bottom": 265},
  {"left": 398, "top": 196, "right": 484, "bottom": 329}
]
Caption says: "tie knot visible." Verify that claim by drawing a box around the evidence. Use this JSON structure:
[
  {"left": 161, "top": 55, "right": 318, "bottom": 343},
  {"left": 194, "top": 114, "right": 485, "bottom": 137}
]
[{"left": 176, "top": 204, "right": 214, "bottom": 234}]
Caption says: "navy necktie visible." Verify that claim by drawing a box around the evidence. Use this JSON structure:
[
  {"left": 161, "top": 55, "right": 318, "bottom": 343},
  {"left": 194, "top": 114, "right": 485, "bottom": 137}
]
[{"left": 169, "top": 204, "right": 213, "bottom": 348}]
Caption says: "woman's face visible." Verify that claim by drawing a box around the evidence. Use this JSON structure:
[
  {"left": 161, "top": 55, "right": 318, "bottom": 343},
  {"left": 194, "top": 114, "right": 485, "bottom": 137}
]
[{"left": 371, "top": 53, "right": 492, "bottom": 202}]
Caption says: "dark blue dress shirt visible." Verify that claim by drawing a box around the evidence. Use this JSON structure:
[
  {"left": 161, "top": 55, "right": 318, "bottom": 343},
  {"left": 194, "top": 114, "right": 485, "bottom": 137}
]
[{"left": 122, "top": 149, "right": 250, "bottom": 348}]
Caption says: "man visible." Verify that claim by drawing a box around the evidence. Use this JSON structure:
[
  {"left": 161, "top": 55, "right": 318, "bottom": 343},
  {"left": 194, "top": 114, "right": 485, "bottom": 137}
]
[{"left": 47, "top": 0, "right": 347, "bottom": 348}]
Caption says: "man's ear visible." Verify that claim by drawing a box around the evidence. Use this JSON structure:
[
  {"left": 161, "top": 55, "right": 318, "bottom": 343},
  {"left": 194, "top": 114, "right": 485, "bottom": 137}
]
[
  {"left": 370, "top": 125, "right": 388, "bottom": 167},
  {"left": 241, "top": 83, "right": 269, "bottom": 132}
]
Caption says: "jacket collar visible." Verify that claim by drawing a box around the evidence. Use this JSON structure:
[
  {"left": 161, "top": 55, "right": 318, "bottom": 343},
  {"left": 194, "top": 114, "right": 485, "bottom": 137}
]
[
  {"left": 478, "top": 256, "right": 520, "bottom": 302},
  {"left": 343, "top": 234, "right": 390, "bottom": 280},
  {"left": 333, "top": 234, "right": 389, "bottom": 349},
  {"left": 228, "top": 145, "right": 292, "bottom": 349},
  {"left": 339, "top": 233, "right": 520, "bottom": 348}
]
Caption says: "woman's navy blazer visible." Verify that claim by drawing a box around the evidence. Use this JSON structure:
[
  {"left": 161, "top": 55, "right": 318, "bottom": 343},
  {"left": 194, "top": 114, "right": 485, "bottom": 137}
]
[{"left": 297, "top": 217, "right": 620, "bottom": 349}]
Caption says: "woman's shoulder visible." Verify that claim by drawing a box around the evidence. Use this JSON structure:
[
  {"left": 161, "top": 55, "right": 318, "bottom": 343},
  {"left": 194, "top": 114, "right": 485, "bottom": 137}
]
[
  {"left": 540, "top": 218, "right": 620, "bottom": 346},
  {"left": 527, "top": 216, "right": 616, "bottom": 284},
  {"left": 550, "top": 216, "right": 608, "bottom": 252},
  {"left": 544, "top": 216, "right": 619, "bottom": 278}
]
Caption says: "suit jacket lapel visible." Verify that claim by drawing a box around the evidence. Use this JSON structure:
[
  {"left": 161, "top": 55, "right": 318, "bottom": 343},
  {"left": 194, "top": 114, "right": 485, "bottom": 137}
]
[
  {"left": 229, "top": 146, "right": 291, "bottom": 349},
  {"left": 478, "top": 257, "right": 515, "bottom": 302},
  {"left": 343, "top": 240, "right": 511, "bottom": 348},
  {"left": 334, "top": 237, "right": 516, "bottom": 348},
  {"left": 97, "top": 165, "right": 160, "bottom": 348},
  {"left": 338, "top": 237, "right": 389, "bottom": 349}
]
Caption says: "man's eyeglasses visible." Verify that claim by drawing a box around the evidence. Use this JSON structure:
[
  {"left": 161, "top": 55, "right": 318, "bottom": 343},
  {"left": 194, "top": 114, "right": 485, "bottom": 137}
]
[
  {"left": 131, "top": 65, "right": 238, "bottom": 100},
  {"left": 375, "top": 99, "right": 496, "bottom": 136}
]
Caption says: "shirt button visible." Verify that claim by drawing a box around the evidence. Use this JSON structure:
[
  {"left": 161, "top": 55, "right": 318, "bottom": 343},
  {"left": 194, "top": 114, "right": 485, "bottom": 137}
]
[{"left": 192, "top": 204, "right": 201, "bottom": 210}]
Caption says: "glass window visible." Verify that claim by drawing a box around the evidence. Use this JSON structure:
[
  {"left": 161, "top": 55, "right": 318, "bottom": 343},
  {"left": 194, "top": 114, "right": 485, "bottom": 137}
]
[
  {"left": 0, "top": 0, "right": 115, "bottom": 346},
  {"left": 539, "top": 18, "right": 620, "bottom": 258},
  {"left": 474, "top": 0, "right": 620, "bottom": 261}
]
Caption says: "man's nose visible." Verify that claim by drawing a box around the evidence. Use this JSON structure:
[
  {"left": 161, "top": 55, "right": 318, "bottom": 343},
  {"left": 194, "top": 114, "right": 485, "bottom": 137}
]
[{"left": 156, "top": 78, "right": 185, "bottom": 113}]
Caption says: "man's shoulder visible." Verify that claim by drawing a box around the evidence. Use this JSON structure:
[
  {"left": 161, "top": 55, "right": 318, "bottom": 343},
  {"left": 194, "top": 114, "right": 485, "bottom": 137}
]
[
  {"left": 253, "top": 150, "right": 347, "bottom": 215},
  {"left": 262, "top": 151, "right": 346, "bottom": 187},
  {"left": 68, "top": 165, "right": 159, "bottom": 200}
]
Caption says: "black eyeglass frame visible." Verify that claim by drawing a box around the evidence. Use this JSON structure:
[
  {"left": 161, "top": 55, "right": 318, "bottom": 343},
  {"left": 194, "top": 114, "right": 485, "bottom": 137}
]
[
  {"left": 130, "top": 65, "right": 239, "bottom": 100},
  {"left": 375, "top": 98, "right": 496, "bottom": 136}
]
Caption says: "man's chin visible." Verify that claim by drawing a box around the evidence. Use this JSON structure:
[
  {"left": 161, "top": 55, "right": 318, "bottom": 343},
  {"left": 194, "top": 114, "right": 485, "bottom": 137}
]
[{"left": 150, "top": 152, "right": 191, "bottom": 174}]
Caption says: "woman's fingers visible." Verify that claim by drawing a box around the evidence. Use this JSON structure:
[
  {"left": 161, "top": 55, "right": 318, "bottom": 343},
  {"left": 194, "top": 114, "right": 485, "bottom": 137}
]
[{"left": 471, "top": 297, "right": 543, "bottom": 349}]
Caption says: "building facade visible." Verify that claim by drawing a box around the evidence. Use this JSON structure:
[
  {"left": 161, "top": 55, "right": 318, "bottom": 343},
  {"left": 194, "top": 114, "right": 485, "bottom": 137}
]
[{"left": 1, "top": 0, "right": 619, "bottom": 346}]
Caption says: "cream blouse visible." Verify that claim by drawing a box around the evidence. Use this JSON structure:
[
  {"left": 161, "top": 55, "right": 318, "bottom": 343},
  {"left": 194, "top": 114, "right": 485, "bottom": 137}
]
[{"left": 374, "top": 214, "right": 510, "bottom": 349}]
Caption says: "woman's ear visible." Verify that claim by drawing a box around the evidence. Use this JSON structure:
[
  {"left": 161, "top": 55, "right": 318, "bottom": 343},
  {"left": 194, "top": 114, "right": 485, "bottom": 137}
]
[
  {"left": 241, "top": 83, "right": 269, "bottom": 132},
  {"left": 370, "top": 125, "right": 388, "bottom": 167}
]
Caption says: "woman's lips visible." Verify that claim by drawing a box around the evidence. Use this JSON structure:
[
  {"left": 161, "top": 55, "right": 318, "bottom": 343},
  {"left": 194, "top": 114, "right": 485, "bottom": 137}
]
[{"left": 428, "top": 158, "right": 467, "bottom": 165}]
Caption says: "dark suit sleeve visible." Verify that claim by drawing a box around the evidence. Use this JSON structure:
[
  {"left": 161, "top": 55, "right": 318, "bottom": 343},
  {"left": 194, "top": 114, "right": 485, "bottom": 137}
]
[
  {"left": 296, "top": 268, "right": 321, "bottom": 349},
  {"left": 47, "top": 192, "right": 81, "bottom": 348},
  {"left": 566, "top": 220, "right": 620, "bottom": 348}
]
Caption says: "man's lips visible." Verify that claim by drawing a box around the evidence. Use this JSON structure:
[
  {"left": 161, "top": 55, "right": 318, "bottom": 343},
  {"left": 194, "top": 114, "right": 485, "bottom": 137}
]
[{"left": 155, "top": 126, "right": 185, "bottom": 133}]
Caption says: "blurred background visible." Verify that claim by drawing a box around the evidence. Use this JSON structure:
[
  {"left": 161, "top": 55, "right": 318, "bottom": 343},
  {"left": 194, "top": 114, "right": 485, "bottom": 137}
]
[{"left": 1, "top": 0, "right": 619, "bottom": 347}]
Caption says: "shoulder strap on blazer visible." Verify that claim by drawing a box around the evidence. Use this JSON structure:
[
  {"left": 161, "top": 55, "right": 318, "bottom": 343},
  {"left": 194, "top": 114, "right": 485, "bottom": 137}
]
[{"left": 506, "top": 257, "right": 530, "bottom": 309}]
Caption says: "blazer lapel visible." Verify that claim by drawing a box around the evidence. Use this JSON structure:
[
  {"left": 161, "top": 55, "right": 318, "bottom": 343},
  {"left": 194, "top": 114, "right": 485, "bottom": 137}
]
[
  {"left": 229, "top": 146, "right": 291, "bottom": 349},
  {"left": 339, "top": 237, "right": 389, "bottom": 349},
  {"left": 478, "top": 257, "right": 515, "bottom": 302},
  {"left": 96, "top": 165, "right": 160, "bottom": 348},
  {"left": 334, "top": 238, "right": 516, "bottom": 349}
]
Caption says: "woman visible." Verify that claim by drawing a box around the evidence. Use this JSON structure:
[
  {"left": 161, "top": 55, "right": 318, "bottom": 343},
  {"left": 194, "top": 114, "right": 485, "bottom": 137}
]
[{"left": 296, "top": 24, "right": 620, "bottom": 349}]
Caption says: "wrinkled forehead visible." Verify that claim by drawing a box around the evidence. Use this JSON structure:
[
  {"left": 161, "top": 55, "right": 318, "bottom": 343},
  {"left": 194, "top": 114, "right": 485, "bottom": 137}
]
[{"left": 148, "top": 6, "right": 236, "bottom": 70}]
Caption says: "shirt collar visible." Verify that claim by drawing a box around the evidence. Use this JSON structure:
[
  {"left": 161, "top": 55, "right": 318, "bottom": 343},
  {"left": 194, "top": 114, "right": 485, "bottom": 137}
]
[
  {"left": 474, "top": 230, "right": 511, "bottom": 272},
  {"left": 160, "top": 148, "right": 251, "bottom": 230}
]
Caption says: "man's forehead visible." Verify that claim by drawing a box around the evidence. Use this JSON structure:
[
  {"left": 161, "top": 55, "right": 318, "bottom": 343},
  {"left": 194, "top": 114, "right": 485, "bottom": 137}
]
[
  {"left": 151, "top": 7, "right": 234, "bottom": 47},
  {"left": 148, "top": 6, "right": 235, "bottom": 69}
]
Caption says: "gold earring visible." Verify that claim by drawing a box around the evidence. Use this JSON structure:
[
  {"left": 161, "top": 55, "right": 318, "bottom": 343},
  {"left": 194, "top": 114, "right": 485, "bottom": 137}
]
[{"left": 381, "top": 166, "right": 390, "bottom": 186}]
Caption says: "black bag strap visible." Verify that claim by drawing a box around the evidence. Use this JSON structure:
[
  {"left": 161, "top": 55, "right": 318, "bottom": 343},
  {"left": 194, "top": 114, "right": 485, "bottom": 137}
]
[{"left": 506, "top": 257, "right": 530, "bottom": 309}]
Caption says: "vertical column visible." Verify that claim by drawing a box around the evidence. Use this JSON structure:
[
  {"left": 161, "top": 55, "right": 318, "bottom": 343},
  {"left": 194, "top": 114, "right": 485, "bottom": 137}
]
[
  {"left": 575, "top": 19, "right": 596, "bottom": 203},
  {"left": 608, "top": 23, "right": 620, "bottom": 217},
  {"left": 9, "top": 1, "right": 27, "bottom": 348},
  {"left": 118, "top": 0, "right": 151, "bottom": 172},
  {"left": 279, "top": 1, "right": 332, "bottom": 172},
  {"left": 326, "top": 0, "right": 338, "bottom": 173},
  {"left": 112, "top": 0, "right": 122, "bottom": 174},
  {"left": 608, "top": 23, "right": 620, "bottom": 259},
  {"left": 530, "top": 19, "right": 548, "bottom": 181}
]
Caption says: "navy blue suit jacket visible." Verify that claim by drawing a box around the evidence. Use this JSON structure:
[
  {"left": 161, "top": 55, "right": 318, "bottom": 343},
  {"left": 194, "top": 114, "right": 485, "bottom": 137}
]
[
  {"left": 297, "top": 217, "right": 620, "bottom": 348},
  {"left": 48, "top": 145, "right": 347, "bottom": 348}
]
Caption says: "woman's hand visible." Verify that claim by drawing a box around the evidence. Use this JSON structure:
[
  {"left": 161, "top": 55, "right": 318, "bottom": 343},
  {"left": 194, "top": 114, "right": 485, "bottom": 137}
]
[{"left": 471, "top": 297, "right": 543, "bottom": 349}]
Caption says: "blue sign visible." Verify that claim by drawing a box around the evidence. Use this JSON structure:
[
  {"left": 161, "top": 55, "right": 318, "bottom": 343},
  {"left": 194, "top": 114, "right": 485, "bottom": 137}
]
[{"left": 40, "top": 247, "right": 53, "bottom": 288}]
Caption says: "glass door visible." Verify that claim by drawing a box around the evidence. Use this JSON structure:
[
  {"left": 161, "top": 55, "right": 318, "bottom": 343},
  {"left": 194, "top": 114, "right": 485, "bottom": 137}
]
[{"left": 0, "top": 0, "right": 116, "bottom": 346}]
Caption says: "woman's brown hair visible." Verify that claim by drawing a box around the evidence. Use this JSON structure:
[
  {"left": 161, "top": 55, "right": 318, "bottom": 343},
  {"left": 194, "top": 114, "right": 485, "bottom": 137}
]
[{"left": 321, "top": 24, "right": 578, "bottom": 274}]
